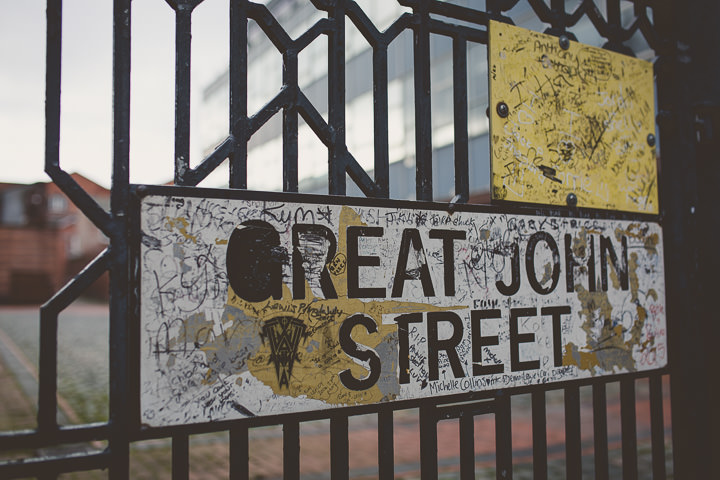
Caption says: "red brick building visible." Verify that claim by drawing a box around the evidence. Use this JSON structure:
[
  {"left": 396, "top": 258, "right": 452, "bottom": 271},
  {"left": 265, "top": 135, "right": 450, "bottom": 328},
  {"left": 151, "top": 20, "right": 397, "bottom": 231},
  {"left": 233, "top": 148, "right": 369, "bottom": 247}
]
[{"left": 0, "top": 173, "right": 110, "bottom": 303}]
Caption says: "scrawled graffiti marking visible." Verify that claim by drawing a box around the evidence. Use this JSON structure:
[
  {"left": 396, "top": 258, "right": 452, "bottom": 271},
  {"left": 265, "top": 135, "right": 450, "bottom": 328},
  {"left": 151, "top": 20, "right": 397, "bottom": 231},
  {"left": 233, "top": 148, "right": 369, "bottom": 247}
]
[
  {"left": 261, "top": 316, "right": 309, "bottom": 388},
  {"left": 489, "top": 21, "right": 658, "bottom": 213},
  {"left": 139, "top": 194, "right": 667, "bottom": 427}
]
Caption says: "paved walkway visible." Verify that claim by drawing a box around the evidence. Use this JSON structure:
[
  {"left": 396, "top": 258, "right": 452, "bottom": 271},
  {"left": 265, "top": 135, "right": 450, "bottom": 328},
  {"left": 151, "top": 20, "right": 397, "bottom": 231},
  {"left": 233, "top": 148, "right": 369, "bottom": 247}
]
[{"left": 0, "top": 304, "right": 673, "bottom": 479}]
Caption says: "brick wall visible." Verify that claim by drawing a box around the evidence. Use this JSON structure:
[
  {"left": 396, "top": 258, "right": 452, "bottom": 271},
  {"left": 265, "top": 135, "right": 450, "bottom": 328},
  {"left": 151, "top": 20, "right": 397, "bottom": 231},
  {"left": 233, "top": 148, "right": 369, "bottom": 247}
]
[{"left": 0, "top": 226, "right": 68, "bottom": 303}]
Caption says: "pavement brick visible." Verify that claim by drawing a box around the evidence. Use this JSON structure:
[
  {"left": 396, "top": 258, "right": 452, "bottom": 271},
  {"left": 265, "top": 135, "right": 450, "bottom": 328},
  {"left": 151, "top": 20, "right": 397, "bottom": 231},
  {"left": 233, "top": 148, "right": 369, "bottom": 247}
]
[{"left": 0, "top": 353, "right": 36, "bottom": 432}]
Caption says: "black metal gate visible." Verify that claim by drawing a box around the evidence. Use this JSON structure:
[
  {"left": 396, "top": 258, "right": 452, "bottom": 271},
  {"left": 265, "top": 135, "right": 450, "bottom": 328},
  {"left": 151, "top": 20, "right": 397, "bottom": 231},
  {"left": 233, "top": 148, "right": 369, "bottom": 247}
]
[{"left": 1, "top": 0, "right": 718, "bottom": 478}]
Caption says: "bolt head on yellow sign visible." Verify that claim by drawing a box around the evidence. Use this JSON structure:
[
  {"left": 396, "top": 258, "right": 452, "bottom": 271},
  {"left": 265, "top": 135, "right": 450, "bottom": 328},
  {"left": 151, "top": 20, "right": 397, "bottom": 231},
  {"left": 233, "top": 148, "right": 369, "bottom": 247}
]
[{"left": 489, "top": 20, "right": 658, "bottom": 214}]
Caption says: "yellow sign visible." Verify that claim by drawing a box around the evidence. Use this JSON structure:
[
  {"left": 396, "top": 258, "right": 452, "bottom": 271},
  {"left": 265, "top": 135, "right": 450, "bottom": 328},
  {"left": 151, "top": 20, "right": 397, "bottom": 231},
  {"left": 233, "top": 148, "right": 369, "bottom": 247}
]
[{"left": 489, "top": 21, "right": 658, "bottom": 214}]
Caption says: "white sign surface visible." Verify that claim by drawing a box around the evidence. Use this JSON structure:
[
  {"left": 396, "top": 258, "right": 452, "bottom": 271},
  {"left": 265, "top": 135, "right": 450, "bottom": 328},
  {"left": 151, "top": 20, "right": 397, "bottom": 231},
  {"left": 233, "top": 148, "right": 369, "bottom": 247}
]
[{"left": 138, "top": 192, "right": 666, "bottom": 426}]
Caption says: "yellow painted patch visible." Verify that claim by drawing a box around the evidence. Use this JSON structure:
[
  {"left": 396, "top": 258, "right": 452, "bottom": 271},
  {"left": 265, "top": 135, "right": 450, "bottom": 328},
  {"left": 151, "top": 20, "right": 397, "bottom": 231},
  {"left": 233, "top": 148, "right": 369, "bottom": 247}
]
[
  {"left": 489, "top": 21, "right": 658, "bottom": 213},
  {"left": 165, "top": 216, "right": 198, "bottom": 243},
  {"left": 222, "top": 281, "right": 462, "bottom": 406},
  {"left": 194, "top": 205, "right": 466, "bottom": 406}
]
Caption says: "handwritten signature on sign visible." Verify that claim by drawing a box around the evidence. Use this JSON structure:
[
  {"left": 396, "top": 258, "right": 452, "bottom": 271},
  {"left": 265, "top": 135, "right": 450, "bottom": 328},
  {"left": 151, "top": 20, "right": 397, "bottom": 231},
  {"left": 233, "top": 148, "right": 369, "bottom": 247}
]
[{"left": 489, "top": 20, "right": 658, "bottom": 214}]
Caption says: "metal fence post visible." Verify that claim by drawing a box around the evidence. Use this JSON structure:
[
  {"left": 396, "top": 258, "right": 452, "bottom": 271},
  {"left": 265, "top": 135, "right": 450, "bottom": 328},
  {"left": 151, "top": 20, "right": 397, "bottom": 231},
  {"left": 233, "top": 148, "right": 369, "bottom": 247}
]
[{"left": 656, "top": 0, "right": 720, "bottom": 478}]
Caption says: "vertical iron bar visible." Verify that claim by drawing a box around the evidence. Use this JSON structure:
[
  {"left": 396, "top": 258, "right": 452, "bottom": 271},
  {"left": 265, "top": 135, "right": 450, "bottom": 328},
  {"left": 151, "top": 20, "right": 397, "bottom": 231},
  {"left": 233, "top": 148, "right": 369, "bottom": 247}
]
[
  {"left": 229, "top": 425, "right": 249, "bottom": 480},
  {"left": 111, "top": 0, "right": 131, "bottom": 284},
  {"left": 373, "top": 45, "right": 390, "bottom": 198},
  {"left": 620, "top": 378, "right": 638, "bottom": 480},
  {"left": 110, "top": 0, "right": 131, "bottom": 477},
  {"left": 607, "top": 0, "right": 621, "bottom": 27},
  {"left": 45, "top": 0, "right": 62, "bottom": 173},
  {"left": 654, "top": 2, "right": 711, "bottom": 477},
  {"left": 330, "top": 414, "right": 349, "bottom": 480},
  {"left": 452, "top": 35, "right": 469, "bottom": 202},
  {"left": 172, "top": 433, "right": 190, "bottom": 480},
  {"left": 564, "top": 385, "right": 581, "bottom": 478},
  {"left": 419, "top": 404, "right": 438, "bottom": 480},
  {"left": 550, "top": 0, "right": 566, "bottom": 25},
  {"left": 413, "top": 0, "right": 433, "bottom": 200},
  {"left": 649, "top": 374, "right": 667, "bottom": 480},
  {"left": 328, "top": 2, "right": 346, "bottom": 195},
  {"left": 494, "top": 393, "right": 512, "bottom": 480},
  {"left": 174, "top": 5, "right": 193, "bottom": 185},
  {"left": 459, "top": 410, "right": 475, "bottom": 480},
  {"left": 229, "top": 0, "right": 248, "bottom": 189},
  {"left": 38, "top": 302, "right": 60, "bottom": 477},
  {"left": 550, "top": 0, "right": 565, "bottom": 11},
  {"left": 283, "top": 51, "right": 299, "bottom": 192},
  {"left": 547, "top": 0, "right": 567, "bottom": 36},
  {"left": 606, "top": 0, "right": 622, "bottom": 47},
  {"left": 531, "top": 391, "right": 547, "bottom": 480},
  {"left": 378, "top": 406, "right": 394, "bottom": 479},
  {"left": 283, "top": 419, "right": 300, "bottom": 478},
  {"left": 38, "top": 308, "right": 58, "bottom": 431},
  {"left": 593, "top": 382, "right": 609, "bottom": 480}
]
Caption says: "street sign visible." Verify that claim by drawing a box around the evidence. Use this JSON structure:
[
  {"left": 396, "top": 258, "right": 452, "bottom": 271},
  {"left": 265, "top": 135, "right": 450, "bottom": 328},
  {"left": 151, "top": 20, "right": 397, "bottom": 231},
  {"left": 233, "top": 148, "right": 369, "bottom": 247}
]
[
  {"left": 489, "top": 20, "right": 658, "bottom": 213},
  {"left": 136, "top": 188, "right": 666, "bottom": 427}
]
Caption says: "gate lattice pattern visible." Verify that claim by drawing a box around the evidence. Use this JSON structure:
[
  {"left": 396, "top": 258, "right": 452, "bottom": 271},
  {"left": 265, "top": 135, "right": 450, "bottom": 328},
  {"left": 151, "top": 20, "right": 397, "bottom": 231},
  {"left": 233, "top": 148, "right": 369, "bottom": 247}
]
[{"left": 0, "top": 1, "right": 681, "bottom": 478}]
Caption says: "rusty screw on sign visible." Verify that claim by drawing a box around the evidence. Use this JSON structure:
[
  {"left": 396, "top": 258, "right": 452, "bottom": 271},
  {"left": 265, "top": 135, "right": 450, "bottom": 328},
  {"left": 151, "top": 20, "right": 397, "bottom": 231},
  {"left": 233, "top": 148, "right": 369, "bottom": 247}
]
[
  {"left": 559, "top": 35, "right": 570, "bottom": 50},
  {"left": 496, "top": 101, "right": 509, "bottom": 118},
  {"left": 566, "top": 192, "right": 578, "bottom": 207},
  {"left": 647, "top": 133, "right": 656, "bottom": 147}
]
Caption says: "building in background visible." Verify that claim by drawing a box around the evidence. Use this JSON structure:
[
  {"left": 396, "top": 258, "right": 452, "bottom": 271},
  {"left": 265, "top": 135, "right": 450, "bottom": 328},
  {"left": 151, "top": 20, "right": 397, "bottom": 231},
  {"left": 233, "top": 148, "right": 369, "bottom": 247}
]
[
  {"left": 0, "top": 173, "right": 109, "bottom": 303},
  {"left": 199, "top": 0, "right": 654, "bottom": 202}
]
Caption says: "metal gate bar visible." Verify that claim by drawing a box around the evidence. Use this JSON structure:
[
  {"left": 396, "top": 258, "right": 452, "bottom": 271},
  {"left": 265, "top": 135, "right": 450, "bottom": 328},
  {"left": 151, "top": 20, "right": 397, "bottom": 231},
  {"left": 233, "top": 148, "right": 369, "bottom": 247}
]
[
  {"left": 377, "top": 406, "right": 394, "bottom": 478},
  {"left": 564, "top": 385, "right": 581, "bottom": 477},
  {"left": 330, "top": 415, "right": 349, "bottom": 479},
  {"left": 229, "top": 424, "right": 249, "bottom": 479},
  {"left": 172, "top": 432, "right": 190, "bottom": 479},
  {"left": 531, "top": 391, "right": 547, "bottom": 479},
  {"left": 109, "top": 0, "right": 132, "bottom": 475},
  {"left": 621, "top": 378, "right": 638, "bottom": 479},
  {"left": 284, "top": 419, "right": 300, "bottom": 477},
  {"left": 593, "top": 382, "right": 610, "bottom": 480},
  {"left": 495, "top": 392, "right": 512, "bottom": 479},
  {"left": 649, "top": 374, "right": 667, "bottom": 479},
  {"left": 419, "top": 404, "right": 437, "bottom": 479}
]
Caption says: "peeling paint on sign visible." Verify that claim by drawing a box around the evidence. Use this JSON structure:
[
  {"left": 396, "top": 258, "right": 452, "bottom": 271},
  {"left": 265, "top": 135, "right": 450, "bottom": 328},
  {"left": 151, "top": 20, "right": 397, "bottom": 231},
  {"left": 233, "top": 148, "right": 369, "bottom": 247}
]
[
  {"left": 139, "top": 194, "right": 666, "bottom": 426},
  {"left": 489, "top": 20, "right": 658, "bottom": 213}
]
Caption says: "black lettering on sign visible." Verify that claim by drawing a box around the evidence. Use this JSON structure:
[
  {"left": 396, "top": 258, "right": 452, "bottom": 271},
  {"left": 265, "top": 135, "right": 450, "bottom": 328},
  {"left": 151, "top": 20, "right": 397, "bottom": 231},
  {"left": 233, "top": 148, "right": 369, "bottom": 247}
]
[
  {"left": 392, "top": 228, "right": 435, "bottom": 298},
  {"left": 395, "top": 312, "right": 424, "bottom": 385},
  {"left": 338, "top": 314, "right": 381, "bottom": 391},
  {"left": 565, "top": 233, "right": 596, "bottom": 292},
  {"left": 510, "top": 307, "right": 540, "bottom": 372},
  {"left": 526, "top": 232, "right": 560, "bottom": 295},
  {"left": 427, "top": 311, "right": 465, "bottom": 381},
  {"left": 471, "top": 309, "right": 504, "bottom": 375},
  {"left": 346, "top": 226, "right": 386, "bottom": 298},
  {"left": 429, "top": 229, "right": 466, "bottom": 296},
  {"left": 541, "top": 305, "right": 570, "bottom": 367},
  {"left": 395, "top": 312, "right": 423, "bottom": 384},
  {"left": 226, "top": 220, "right": 285, "bottom": 302},
  {"left": 600, "top": 235, "right": 628, "bottom": 291},
  {"left": 292, "top": 224, "right": 338, "bottom": 300},
  {"left": 496, "top": 242, "right": 520, "bottom": 296}
]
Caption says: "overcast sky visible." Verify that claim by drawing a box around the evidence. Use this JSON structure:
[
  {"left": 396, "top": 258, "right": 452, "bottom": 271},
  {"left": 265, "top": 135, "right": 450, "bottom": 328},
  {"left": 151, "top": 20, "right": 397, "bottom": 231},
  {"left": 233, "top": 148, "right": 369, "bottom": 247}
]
[{"left": 1, "top": 0, "right": 231, "bottom": 188}]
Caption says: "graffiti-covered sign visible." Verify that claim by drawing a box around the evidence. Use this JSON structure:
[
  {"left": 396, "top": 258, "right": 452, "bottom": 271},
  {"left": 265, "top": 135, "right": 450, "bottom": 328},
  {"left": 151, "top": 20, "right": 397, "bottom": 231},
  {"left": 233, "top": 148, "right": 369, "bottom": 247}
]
[
  {"left": 136, "top": 189, "right": 666, "bottom": 426},
  {"left": 488, "top": 20, "right": 658, "bottom": 213}
]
